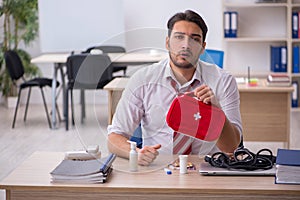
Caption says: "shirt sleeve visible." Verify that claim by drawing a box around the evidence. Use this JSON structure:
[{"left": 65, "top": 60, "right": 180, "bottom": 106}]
[
  {"left": 217, "top": 73, "right": 243, "bottom": 136},
  {"left": 107, "top": 71, "right": 145, "bottom": 138}
]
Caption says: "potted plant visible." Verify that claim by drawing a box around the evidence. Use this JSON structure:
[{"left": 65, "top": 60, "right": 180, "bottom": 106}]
[{"left": 0, "top": 0, "right": 40, "bottom": 107}]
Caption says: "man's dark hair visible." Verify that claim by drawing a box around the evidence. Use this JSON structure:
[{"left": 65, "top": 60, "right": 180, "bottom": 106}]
[{"left": 167, "top": 10, "right": 208, "bottom": 43}]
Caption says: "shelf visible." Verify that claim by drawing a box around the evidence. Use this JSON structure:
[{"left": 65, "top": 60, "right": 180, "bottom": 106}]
[
  {"left": 291, "top": 73, "right": 300, "bottom": 77},
  {"left": 224, "top": 3, "right": 288, "bottom": 8},
  {"left": 292, "top": 3, "right": 300, "bottom": 7},
  {"left": 291, "top": 107, "right": 300, "bottom": 112},
  {"left": 224, "top": 37, "right": 287, "bottom": 42}
]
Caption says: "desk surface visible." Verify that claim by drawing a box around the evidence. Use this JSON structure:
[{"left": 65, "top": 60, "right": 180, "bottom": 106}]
[
  {"left": 1, "top": 151, "right": 300, "bottom": 200},
  {"left": 104, "top": 77, "right": 294, "bottom": 93}
]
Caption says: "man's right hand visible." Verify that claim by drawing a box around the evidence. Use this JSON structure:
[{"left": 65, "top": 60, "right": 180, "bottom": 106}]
[{"left": 137, "top": 144, "right": 161, "bottom": 166}]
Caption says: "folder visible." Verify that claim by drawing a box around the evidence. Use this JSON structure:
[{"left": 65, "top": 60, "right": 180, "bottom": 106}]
[
  {"left": 270, "top": 46, "right": 281, "bottom": 72},
  {"left": 292, "top": 81, "right": 298, "bottom": 108},
  {"left": 275, "top": 148, "right": 300, "bottom": 184},
  {"left": 298, "top": 11, "right": 300, "bottom": 38},
  {"left": 292, "top": 12, "right": 298, "bottom": 39},
  {"left": 280, "top": 46, "right": 287, "bottom": 72},
  {"left": 230, "top": 11, "right": 238, "bottom": 38},
  {"left": 293, "top": 46, "right": 300, "bottom": 73},
  {"left": 224, "top": 12, "right": 231, "bottom": 38}
]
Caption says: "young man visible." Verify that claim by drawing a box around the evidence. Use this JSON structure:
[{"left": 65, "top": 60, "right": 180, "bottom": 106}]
[{"left": 107, "top": 10, "right": 242, "bottom": 166}]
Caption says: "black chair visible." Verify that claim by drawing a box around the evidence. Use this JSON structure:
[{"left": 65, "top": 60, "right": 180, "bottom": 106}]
[
  {"left": 4, "top": 50, "right": 60, "bottom": 128},
  {"left": 65, "top": 53, "right": 113, "bottom": 130},
  {"left": 83, "top": 45, "right": 127, "bottom": 76}
]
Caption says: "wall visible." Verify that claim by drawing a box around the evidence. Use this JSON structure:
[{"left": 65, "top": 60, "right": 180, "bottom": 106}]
[{"left": 0, "top": 0, "right": 222, "bottom": 105}]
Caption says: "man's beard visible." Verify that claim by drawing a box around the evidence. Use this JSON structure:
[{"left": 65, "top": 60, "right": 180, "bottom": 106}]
[{"left": 169, "top": 51, "right": 198, "bottom": 69}]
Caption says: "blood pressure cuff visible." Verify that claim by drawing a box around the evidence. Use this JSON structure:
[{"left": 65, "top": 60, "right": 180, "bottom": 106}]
[{"left": 166, "top": 94, "right": 226, "bottom": 141}]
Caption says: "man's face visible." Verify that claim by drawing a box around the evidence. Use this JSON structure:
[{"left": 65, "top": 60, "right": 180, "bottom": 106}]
[{"left": 166, "top": 20, "right": 205, "bottom": 69}]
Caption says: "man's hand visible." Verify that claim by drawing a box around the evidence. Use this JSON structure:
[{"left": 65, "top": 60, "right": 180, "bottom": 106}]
[
  {"left": 137, "top": 144, "right": 161, "bottom": 166},
  {"left": 193, "top": 84, "right": 219, "bottom": 107}
]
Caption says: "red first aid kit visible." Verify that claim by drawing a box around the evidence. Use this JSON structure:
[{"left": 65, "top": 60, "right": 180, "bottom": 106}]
[{"left": 166, "top": 94, "right": 226, "bottom": 141}]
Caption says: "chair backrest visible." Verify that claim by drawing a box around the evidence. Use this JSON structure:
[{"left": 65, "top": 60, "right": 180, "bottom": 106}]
[
  {"left": 4, "top": 50, "right": 25, "bottom": 81},
  {"left": 199, "top": 49, "right": 224, "bottom": 68},
  {"left": 66, "top": 54, "right": 113, "bottom": 89},
  {"left": 83, "top": 45, "right": 126, "bottom": 54}
]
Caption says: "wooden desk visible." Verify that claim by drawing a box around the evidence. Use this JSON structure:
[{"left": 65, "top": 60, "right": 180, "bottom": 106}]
[
  {"left": 103, "top": 78, "right": 294, "bottom": 147},
  {"left": 31, "top": 52, "right": 167, "bottom": 129},
  {"left": 0, "top": 151, "right": 299, "bottom": 200}
]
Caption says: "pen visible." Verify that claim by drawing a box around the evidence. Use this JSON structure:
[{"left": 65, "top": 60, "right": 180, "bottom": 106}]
[{"left": 248, "top": 66, "right": 250, "bottom": 84}]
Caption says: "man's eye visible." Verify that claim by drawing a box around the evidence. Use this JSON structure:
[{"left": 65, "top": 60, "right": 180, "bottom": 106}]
[
  {"left": 192, "top": 37, "right": 201, "bottom": 42},
  {"left": 175, "top": 35, "right": 184, "bottom": 39}
]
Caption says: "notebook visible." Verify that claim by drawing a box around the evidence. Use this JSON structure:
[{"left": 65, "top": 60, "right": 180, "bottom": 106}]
[{"left": 199, "top": 162, "right": 276, "bottom": 176}]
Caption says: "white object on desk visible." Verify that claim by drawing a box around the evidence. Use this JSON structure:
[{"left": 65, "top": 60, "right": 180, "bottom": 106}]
[{"left": 179, "top": 155, "right": 188, "bottom": 174}]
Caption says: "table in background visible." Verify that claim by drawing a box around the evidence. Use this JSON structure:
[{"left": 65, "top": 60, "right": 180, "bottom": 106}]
[
  {"left": 0, "top": 151, "right": 299, "bottom": 200},
  {"left": 238, "top": 80, "right": 294, "bottom": 148},
  {"left": 31, "top": 52, "right": 167, "bottom": 129},
  {"left": 104, "top": 78, "right": 294, "bottom": 148}
]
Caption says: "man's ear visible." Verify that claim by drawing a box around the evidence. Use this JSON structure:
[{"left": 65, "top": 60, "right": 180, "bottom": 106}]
[
  {"left": 166, "top": 37, "right": 170, "bottom": 50},
  {"left": 200, "top": 42, "right": 206, "bottom": 55}
]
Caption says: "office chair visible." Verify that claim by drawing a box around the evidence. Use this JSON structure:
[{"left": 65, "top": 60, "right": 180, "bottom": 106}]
[
  {"left": 4, "top": 50, "right": 60, "bottom": 129},
  {"left": 200, "top": 49, "right": 224, "bottom": 68},
  {"left": 83, "top": 45, "right": 127, "bottom": 76},
  {"left": 65, "top": 53, "right": 113, "bottom": 130}
]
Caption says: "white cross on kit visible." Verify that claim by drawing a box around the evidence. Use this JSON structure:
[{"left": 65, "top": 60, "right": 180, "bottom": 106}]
[{"left": 194, "top": 112, "right": 201, "bottom": 120}]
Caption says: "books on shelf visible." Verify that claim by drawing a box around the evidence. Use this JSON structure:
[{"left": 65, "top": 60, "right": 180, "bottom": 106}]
[
  {"left": 50, "top": 153, "right": 116, "bottom": 184},
  {"left": 267, "top": 73, "right": 290, "bottom": 82},
  {"left": 266, "top": 73, "right": 291, "bottom": 87},
  {"left": 275, "top": 149, "right": 300, "bottom": 185},
  {"left": 224, "top": 11, "right": 238, "bottom": 38}
]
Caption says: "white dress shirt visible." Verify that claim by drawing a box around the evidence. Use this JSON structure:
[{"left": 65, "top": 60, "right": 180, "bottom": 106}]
[{"left": 107, "top": 58, "right": 242, "bottom": 155}]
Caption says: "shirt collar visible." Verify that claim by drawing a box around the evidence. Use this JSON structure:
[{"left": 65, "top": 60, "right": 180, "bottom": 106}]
[{"left": 164, "top": 59, "right": 202, "bottom": 86}]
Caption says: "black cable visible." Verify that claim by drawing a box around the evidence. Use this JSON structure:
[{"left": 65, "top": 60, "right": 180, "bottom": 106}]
[{"left": 205, "top": 147, "right": 276, "bottom": 171}]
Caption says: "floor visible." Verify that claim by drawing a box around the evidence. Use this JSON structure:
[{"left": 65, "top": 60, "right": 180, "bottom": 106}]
[
  {"left": 0, "top": 102, "right": 300, "bottom": 200},
  {"left": 0, "top": 103, "right": 110, "bottom": 200}
]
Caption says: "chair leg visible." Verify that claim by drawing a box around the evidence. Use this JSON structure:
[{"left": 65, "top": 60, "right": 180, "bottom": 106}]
[
  {"left": 70, "top": 89, "right": 75, "bottom": 126},
  {"left": 65, "top": 88, "right": 69, "bottom": 131},
  {"left": 56, "top": 103, "right": 62, "bottom": 123},
  {"left": 80, "top": 89, "right": 85, "bottom": 124},
  {"left": 24, "top": 88, "right": 32, "bottom": 122},
  {"left": 12, "top": 89, "right": 22, "bottom": 128},
  {"left": 40, "top": 88, "right": 51, "bottom": 129}
]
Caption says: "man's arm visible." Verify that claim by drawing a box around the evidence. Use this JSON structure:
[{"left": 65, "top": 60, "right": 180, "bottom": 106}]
[
  {"left": 108, "top": 132, "right": 131, "bottom": 159},
  {"left": 217, "top": 118, "right": 241, "bottom": 153},
  {"left": 194, "top": 84, "right": 241, "bottom": 153}
]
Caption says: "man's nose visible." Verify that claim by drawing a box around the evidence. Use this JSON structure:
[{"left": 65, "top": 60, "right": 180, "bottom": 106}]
[{"left": 181, "top": 36, "right": 191, "bottom": 49}]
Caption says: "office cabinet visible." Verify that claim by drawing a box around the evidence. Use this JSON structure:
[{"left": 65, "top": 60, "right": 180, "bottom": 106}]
[{"left": 223, "top": 0, "right": 300, "bottom": 111}]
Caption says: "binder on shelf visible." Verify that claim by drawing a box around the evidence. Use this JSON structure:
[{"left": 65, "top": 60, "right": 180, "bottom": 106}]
[
  {"left": 292, "top": 12, "right": 298, "bottom": 39},
  {"left": 298, "top": 11, "right": 300, "bottom": 39},
  {"left": 270, "top": 46, "right": 287, "bottom": 72},
  {"left": 230, "top": 11, "right": 238, "bottom": 38},
  {"left": 224, "top": 11, "right": 231, "bottom": 38},
  {"left": 292, "top": 81, "right": 299, "bottom": 108},
  {"left": 224, "top": 11, "right": 238, "bottom": 38},
  {"left": 270, "top": 46, "right": 281, "bottom": 72},
  {"left": 293, "top": 46, "right": 300, "bottom": 73},
  {"left": 281, "top": 46, "right": 287, "bottom": 72}
]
